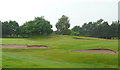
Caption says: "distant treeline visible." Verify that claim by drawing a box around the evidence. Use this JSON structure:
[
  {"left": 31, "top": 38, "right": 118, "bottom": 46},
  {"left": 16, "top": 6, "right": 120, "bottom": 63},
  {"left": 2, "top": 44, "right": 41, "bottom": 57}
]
[
  {"left": 1, "top": 15, "right": 119, "bottom": 39},
  {"left": 72, "top": 19, "right": 119, "bottom": 39},
  {"left": 1, "top": 16, "right": 53, "bottom": 38}
]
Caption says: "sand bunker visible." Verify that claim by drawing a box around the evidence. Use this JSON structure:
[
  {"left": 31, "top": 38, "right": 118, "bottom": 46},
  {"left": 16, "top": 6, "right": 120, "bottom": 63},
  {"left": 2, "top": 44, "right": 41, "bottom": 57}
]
[
  {"left": 73, "top": 37, "right": 83, "bottom": 39},
  {"left": 73, "top": 37, "right": 91, "bottom": 40},
  {"left": 27, "top": 45, "right": 48, "bottom": 48},
  {"left": 2, "top": 45, "right": 48, "bottom": 49},
  {"left": 72, "top": 49, "right": 117, "bottom": 54}
]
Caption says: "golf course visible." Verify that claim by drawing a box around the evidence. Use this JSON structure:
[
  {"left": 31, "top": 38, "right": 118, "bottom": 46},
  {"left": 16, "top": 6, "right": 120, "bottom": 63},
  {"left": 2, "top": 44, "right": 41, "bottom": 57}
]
[
  {"left": 1, "top": 35, "right": 118, "bottom": 68},
  {"left": 0, "top": 0, "right": 119, "bottom": 69}
]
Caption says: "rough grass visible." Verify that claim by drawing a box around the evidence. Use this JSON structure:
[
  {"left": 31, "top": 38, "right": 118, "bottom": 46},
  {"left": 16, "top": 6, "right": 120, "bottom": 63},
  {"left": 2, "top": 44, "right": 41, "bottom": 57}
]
[{"left": 1, "top": 35, "right": 118, "bottom": 68}]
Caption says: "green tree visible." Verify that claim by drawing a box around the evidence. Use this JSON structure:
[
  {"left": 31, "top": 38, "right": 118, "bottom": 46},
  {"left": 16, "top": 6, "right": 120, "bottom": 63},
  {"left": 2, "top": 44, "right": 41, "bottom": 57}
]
[
  {"left": 9, "top": 21, "right": 20, "bottom": 36},
  {"left": 2, "top": 21, "right": 19, "bottom": 37},
  {"left": 72, "top": 26, "right": 81, "bottom": 35},
  {"left": 0, "top": 21, "right": 2, "bottom": 38},
  {"left": 80, "top": 23, "right": 87, "bottom": 35},
  {"left": 2, "top": 21, "right": 10, "bottom": 36},
  {"left": 21, "top": 17, "right": 53, "bottom": 37},
  {"left": 96, "top": 19, "right": 103, "bottom": 24},
  {"left": 101, "top": 21, "right": 110, "bottom": 39},
  {"left": 80, "top": 22, "right": 93, "bottom": 36},
  {"left": 110, "top": 21, "right": 119, "bottom": 38},
  {"left": 56, "top": 15, "right": 70, "bottom": 35},
  {"left": 118, "top": 22, "right": 120, "bottom": 39}
]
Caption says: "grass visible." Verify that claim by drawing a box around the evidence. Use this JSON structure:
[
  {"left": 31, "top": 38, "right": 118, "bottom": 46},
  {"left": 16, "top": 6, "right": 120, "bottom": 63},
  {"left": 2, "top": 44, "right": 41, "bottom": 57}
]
[
  {"left": 0, "top": 48, "right": 2, "bottom": 68},
  {"left": 1, "top": 35, "right": 118, "bottom": 68}
]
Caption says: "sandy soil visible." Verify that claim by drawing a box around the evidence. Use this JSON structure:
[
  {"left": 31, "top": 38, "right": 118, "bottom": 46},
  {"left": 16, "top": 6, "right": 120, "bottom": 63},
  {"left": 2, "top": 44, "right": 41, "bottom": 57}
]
[
  {"left": 72, "top": 49, "right": 117, "bottom": 54},
  {"left": 1, "top": 45, "right": 48, "bottom": 49}
]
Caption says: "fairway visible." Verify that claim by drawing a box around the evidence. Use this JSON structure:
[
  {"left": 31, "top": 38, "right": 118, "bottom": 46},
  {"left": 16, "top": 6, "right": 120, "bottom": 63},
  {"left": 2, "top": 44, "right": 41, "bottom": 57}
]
[{"left": 2, "top": 35, "right": 118, "bottom": 68}]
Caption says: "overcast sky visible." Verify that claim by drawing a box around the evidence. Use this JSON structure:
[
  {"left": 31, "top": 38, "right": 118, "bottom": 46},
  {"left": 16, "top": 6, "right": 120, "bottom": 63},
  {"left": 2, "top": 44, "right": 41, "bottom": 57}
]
[{"left": 0, "top": 0, "right": 119, "bottom": 30}]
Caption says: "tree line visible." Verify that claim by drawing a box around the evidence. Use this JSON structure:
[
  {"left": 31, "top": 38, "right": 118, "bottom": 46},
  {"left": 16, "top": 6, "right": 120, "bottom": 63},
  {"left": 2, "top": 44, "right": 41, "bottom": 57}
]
[
  {"left": 1, "top": 16, "right": 53, "bottom": 38},
  {"left": 72, "top": 19, "right": 119, "bottom": 39},
  {"left": 1, "top": 15, "right": 119, "bottom": 39}
]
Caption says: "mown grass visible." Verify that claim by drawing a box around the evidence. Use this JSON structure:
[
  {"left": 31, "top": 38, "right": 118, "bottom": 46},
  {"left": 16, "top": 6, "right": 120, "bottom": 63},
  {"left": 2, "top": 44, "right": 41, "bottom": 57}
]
[
  {"left": 1, "top": 35, "right": 118, "bottom": 68},
  {"left": 0, "top": 48, "right": 2, "bottom": 68}
]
